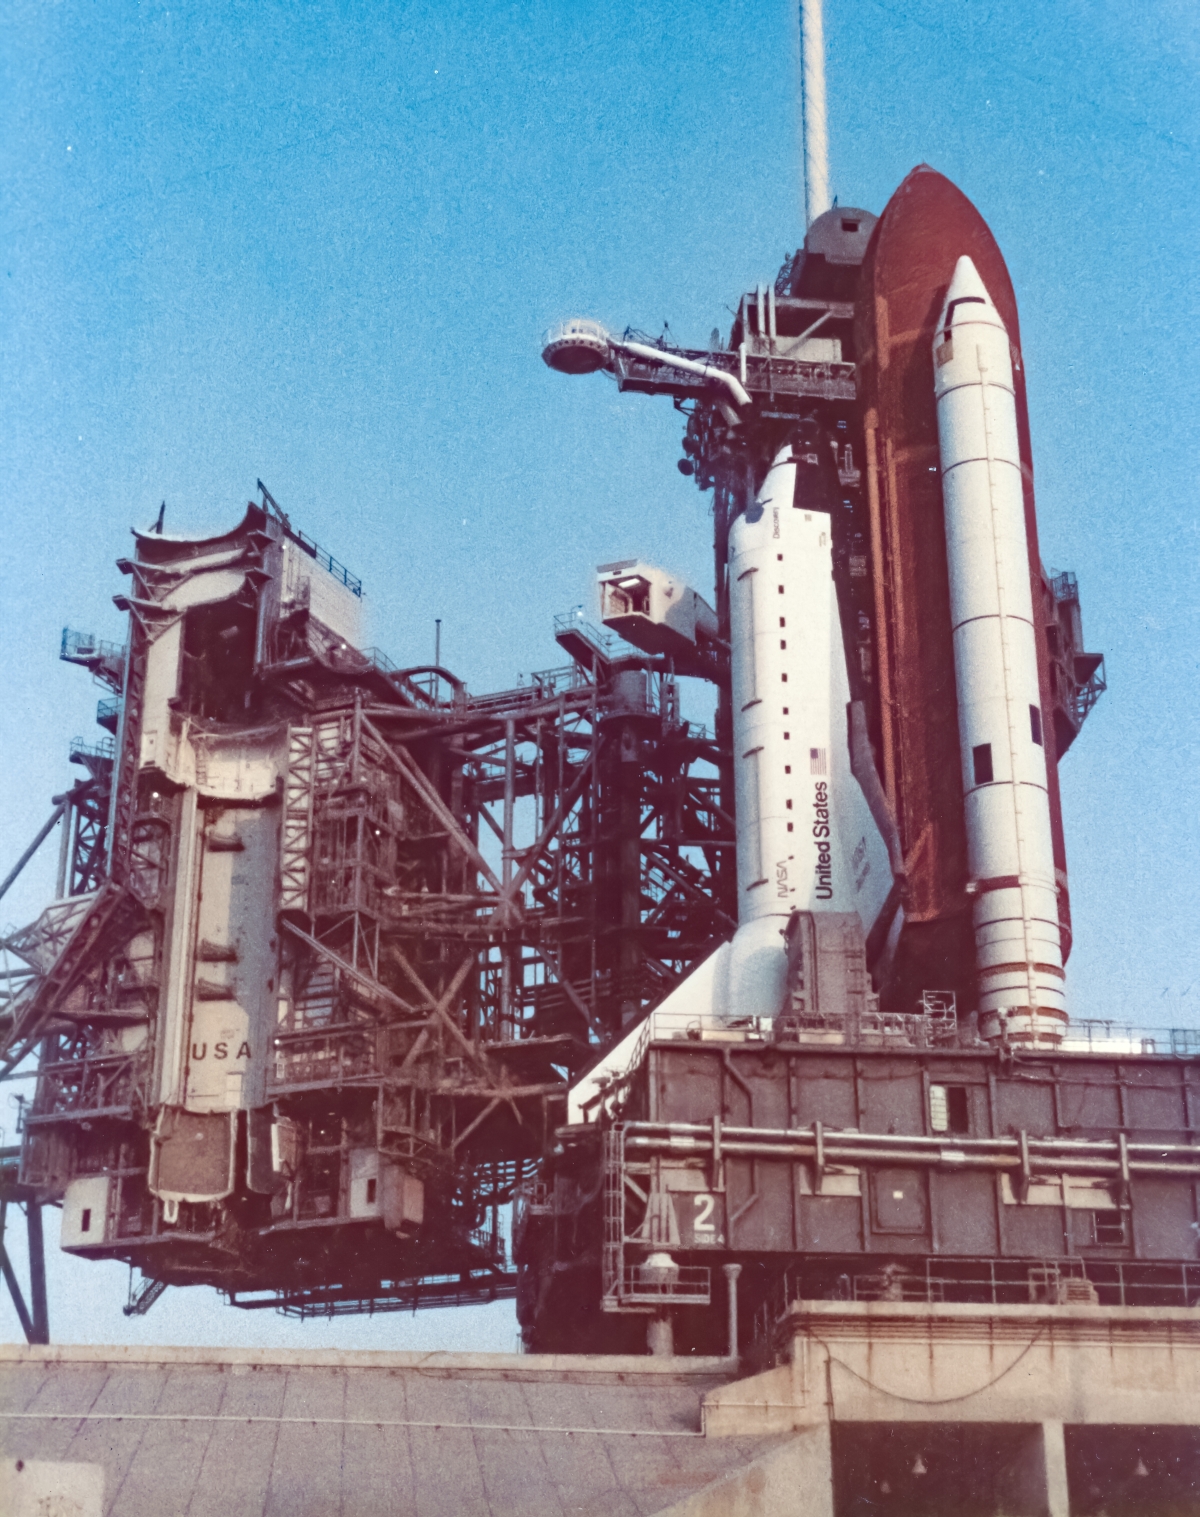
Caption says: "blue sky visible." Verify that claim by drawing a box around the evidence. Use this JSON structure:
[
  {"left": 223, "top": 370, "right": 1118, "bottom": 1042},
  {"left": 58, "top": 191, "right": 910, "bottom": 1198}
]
[{"left": 1, "top": 0, "right": 1196, "bottom": 1348}]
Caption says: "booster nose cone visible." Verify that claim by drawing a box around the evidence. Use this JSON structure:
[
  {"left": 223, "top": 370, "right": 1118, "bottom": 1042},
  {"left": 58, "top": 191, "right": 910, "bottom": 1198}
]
[
  {"left": 946, "top": 254, "right": 991, "bottom": 306},
  {"left": 937, "top": 255, "right": 1003, "bottom": 337},
  {"left": 542, "top": 318, "right": 611, "bottom": 375}
]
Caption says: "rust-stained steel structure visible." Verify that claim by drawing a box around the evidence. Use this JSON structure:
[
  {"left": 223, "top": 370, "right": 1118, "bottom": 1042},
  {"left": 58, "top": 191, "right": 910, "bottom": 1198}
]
[
  {"left": 516, "top": 1017, "right": 1200, "bottom": 1356},
  {"left": 0, "top": 486, "right": 730, "bottom": 1317}
]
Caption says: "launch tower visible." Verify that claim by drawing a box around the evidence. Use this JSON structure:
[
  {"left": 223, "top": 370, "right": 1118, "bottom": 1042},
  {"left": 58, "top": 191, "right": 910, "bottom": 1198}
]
[{"left": 0, "top": 174, "right": 1194, "bottom": 1395}]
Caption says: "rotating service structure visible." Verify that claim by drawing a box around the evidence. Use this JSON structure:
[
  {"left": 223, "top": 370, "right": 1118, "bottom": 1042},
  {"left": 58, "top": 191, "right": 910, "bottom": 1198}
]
[{"left": 0, "top": 488, "right": 732, "bottom": 1318}]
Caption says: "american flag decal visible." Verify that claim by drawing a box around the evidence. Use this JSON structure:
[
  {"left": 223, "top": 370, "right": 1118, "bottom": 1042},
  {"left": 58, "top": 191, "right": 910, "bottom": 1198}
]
[{"left": 810, "top": 747, "right": 827, "bottom": 775}]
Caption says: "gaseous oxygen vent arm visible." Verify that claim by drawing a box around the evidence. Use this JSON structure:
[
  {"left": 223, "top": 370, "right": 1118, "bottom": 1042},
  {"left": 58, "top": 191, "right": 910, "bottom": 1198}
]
[{"left": 541, "top": 318, "right": 752, "bottom": 413}]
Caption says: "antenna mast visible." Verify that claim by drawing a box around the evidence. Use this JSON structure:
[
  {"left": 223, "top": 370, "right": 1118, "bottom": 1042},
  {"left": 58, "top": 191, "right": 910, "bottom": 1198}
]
[{"left": 799, "top": 0, "right": 832, "bottom": 225}]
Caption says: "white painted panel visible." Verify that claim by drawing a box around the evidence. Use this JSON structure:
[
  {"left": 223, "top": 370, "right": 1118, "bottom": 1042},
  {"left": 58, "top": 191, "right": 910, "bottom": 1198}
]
[
  {"left": 348, "top": 1149, "right": 381, "bottom": 1218},
  {"left": 161, "top": 566, "right": 249, "bottom": 612},
  {"left": 154, "top": 789, "right": 201, "bottom": 1107},
  {"left": 179, "top": 806, "right": 280, "bottom": 1111},
  {"left": 184, "top": 1001, "right": 251, "bottom": 1110},
  {"left": 282, "top": 540, "right": 362, "bottom": 645},
  {"left": 60, "top": 1176, "right": 112, "bottom": 1249}
]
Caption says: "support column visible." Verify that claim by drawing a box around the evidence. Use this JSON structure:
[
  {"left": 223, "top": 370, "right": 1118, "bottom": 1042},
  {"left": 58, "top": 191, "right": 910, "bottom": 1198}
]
[
  {"left": 647, "top": 1313, "right": 674, "bottom": 1358},
  {"left": 800, "top": 1421, "right": 836, "bottom": 1517},
  {"left": 500, "top": 717, "right": 515, "bottom": 1038},
  {"left": 723, "top": 1261, "right": 742, "bottom": 1360},
  {"left": 1041, "top": 1420, "right": 1070, "bottom": 1517},
  {"left": 56, "top": 797, "right": 73, "bottom": 898},
  {"left": 26, "top": 1202, "right": 49, "bottom": 1344},
  {"left": 0, "top": 1199, "right": 48, "bottom": 1345},
  {"left": 0, "top": 1199, "right": 34, "bottom": 1343},
  {"left": 0, "top": 797, "right": 68, "bottom": 906},
  {"left": 664, "top": 1422, "right": 835, "bottom": 1517}
]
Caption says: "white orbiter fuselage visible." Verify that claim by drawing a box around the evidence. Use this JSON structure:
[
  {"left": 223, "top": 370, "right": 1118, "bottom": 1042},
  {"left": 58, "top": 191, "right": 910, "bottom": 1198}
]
[
  {"left": 720, "top": 440, "right": 895, "bottom": 1019},
  {"left": 569, "top": 432, "right": 896, "bottom": 1117}
]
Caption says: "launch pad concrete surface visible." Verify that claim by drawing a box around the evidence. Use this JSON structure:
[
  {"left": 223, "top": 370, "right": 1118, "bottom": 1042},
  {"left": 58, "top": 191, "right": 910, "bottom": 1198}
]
[
  {"left": 0, "top": 1343, "right": 775, "bottom": 1516},
  {"left": 4, "top": 1305, "right": 1198, "bottom": 1514},
  {"left": 704, "top": 1300, "right": 1200, "bottom": 1434}
]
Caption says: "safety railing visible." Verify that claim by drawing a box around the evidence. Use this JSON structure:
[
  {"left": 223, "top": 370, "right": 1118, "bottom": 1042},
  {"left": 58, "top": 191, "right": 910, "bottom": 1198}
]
[
  {"left": 61, "top": 629, "right": 125, "bottom": 664},
  {"left": 1060, "top": 1021, "right": 1200, "bottom": 1058},
  {"left": 284, "top": 526, "right": 362, "bottom": 597},
  {"left": 69, "top": 735, "right": 116, "bottom": 763},
  {"left": 620, "top": 1263, "right": 711, "bottom": 1306}
]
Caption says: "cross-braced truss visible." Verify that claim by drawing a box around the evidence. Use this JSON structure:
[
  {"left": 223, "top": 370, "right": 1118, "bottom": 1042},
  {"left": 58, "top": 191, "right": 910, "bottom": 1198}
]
[{"left": 0, "top": 497, "right": 733, "bottom": 1313}]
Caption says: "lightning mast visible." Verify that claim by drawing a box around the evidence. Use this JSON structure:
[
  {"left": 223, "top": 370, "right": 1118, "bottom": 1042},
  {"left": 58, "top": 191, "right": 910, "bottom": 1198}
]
[{"left": 799, "top": 0, "right": 832, "bottom": 225}]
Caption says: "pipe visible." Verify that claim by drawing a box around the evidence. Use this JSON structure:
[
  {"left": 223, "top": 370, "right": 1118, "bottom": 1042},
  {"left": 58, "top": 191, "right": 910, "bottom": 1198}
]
[
  {"left": 793, "top": 308, "right": 833, "bottom": 348},
  {"left": 863, "top": 424, "right": 897, "bottom": 802},
  {"left": 799, "top": 0, "right": 832, "bottom": 225},
  {"left": 623, "top": 1134, "right": 1200, "bottom": 1178},
  {"left": 620, "top": 1122, "right": 1200, "bottom": 1177},
  {"left": 612, "top": 339, "right": 752, "bottom": 412},
  {"left": 391, "top": 665, "right": 466, "bottom": 694},
  {"left": 627, "top": 1117, "right": 1200, "bottom": 1157},
  {"left": 0, "top": 798, "right": 69, "bottom": 906}
]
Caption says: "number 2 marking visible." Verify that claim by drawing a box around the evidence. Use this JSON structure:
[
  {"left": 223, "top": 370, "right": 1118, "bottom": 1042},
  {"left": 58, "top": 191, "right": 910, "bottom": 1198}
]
[{"left": 693, "top": 1194, "right": 716, "bottom": 1233}]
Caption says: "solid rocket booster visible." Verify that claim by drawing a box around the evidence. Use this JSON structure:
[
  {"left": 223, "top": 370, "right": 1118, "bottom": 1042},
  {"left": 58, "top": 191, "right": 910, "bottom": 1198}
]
[
  {"left": 933, "top": 256, "right": 1066, "bottom": 1045},
  {"left": 721, "top": 430, "right": 894, "bottom": 1018}
]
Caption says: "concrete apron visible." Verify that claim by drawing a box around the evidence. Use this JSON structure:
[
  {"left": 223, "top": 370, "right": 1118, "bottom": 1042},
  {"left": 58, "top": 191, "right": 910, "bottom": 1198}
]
[
  {"left": 656, "top": 1300, "right": 1200, "bottom": 1517},
  {"left": 656, "top": 1427, "right": 835, "bottom": 1517}
]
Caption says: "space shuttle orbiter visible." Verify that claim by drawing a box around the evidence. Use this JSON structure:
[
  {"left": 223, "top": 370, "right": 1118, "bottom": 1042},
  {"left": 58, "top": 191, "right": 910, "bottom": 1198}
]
[
  {"left": 719, "top": 418, "right": 898, "bottom": 1024},
  {"left": 569, "top": 419, "right": 899, "bottom": 1118}
]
